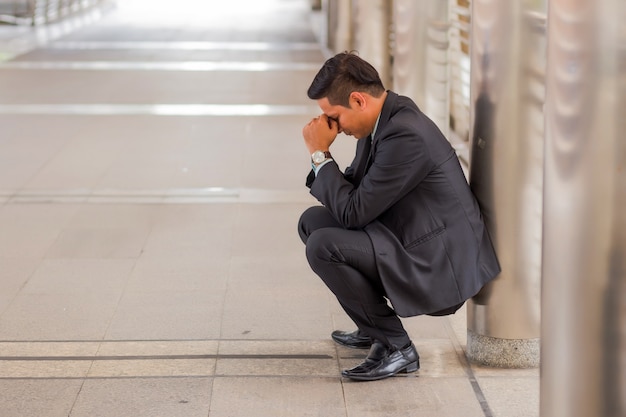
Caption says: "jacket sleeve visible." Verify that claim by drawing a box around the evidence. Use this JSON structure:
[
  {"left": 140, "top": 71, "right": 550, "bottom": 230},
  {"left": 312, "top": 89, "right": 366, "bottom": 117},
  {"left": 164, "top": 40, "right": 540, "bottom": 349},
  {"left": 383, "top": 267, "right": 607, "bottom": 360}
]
[
  {"left": 305, "top": 169, "right": 315, "bottom": 189},
  {"left": 310, "top": 121, "right": 435, "bottom": 229}
]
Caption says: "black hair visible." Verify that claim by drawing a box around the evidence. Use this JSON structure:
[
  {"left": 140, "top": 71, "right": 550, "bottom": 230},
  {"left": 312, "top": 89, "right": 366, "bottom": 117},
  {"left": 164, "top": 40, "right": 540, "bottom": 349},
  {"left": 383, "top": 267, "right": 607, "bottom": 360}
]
[{"left": 307, "top": 51, "right": 385, "bottom": 107}]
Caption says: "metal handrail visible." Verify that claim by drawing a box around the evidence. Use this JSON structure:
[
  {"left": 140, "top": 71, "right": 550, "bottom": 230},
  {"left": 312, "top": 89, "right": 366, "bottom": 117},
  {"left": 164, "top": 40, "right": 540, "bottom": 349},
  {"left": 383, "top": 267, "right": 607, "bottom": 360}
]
[{"left": 0, "top": 0, "right": 112, "bottom": 25}]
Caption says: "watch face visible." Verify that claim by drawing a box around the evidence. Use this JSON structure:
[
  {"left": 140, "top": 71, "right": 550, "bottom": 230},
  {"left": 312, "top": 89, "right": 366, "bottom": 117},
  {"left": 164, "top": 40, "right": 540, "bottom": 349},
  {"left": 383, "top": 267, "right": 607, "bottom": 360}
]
[{"left": 312, "top": 150, "right": 326, "bottom": 164}]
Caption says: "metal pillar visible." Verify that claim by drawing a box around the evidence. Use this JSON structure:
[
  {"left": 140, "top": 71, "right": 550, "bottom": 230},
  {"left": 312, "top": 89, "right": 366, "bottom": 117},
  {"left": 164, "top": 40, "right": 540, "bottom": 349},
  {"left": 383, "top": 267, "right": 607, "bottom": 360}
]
[
  {"left": 392, "top": 0, "right": 430, "bottom": 111},
  {"left": 351, "top": 0, "right": 391, "bottom": 88},
  {"left": 392, "top": 0, "right": 450, "bottom": 138},
  {"left": 466, "top": 0, "right": 545, "bottom": 367},
  {"left": 541, "top": 0, "right": 626, "bottom": 415},
  {"left": 325, "top": 0, "right": 352, "bottom": 54}
]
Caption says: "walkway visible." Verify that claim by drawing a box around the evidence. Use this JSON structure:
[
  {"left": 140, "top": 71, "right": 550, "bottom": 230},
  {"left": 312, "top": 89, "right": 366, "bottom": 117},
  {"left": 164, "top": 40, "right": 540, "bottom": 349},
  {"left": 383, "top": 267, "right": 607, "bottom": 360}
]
[{"left": 0, "top": 1, "right": 538, "bottom": 416}]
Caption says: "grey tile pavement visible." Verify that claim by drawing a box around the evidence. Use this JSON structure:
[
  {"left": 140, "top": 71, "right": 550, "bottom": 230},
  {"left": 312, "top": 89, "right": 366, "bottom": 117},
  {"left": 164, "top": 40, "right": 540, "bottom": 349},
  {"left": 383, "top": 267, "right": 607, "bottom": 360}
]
[{"left": 0, "top": 1, "right": 539, "bottom": 416}]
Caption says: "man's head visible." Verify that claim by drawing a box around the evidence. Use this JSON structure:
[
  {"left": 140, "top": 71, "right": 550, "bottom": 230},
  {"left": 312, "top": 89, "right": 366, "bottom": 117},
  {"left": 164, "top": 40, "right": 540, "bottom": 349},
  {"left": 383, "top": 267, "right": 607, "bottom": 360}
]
[
  {"left": 307, "top": 52, "right": 387, "bottom": 139},
  {"left": 307, "top": 51, "right": 385, "bottom": 106}
]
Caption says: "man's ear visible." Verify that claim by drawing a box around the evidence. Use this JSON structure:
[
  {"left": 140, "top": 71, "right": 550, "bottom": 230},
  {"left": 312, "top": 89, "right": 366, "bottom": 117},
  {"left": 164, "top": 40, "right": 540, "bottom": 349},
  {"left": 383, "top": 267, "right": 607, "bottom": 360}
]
[{"left": 350, "top": 92, "right": 366, "bottom": 109}]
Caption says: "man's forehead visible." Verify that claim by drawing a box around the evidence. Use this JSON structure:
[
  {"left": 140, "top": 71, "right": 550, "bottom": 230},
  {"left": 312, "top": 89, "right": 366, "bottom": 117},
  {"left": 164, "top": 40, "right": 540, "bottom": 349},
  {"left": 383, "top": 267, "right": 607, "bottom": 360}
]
[{"left": 317, "top": 97, "right": 341, "bottom": 114}]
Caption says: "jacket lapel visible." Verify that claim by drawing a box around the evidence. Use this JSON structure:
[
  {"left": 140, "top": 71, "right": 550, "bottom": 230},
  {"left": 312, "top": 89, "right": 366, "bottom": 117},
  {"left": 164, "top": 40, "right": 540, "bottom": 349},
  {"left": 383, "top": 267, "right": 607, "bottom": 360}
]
[
  {"left": 373, "top": 91, "right": 397, "bottom": 147},
  {"left": 366, "top": 91, "right": 397, "bottom": 172},
  {"left": 350, "top": 91, "right": 399, "bottom": 184},
  {"left": 351, "top": 134, "right": 372, "bottom": 185}
]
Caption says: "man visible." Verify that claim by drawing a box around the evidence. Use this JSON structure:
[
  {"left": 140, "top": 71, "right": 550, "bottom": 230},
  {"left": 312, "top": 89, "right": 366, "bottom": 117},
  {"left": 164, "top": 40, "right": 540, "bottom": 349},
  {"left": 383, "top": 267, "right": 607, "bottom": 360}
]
[{"left": 298, "top": 52, "right": 500, "bottom": 381}]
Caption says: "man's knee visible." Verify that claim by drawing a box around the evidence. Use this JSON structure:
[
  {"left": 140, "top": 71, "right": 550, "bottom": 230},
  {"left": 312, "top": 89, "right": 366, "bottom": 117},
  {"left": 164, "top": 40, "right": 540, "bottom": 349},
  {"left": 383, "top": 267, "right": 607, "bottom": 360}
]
[
  {"left": 298, "top": 206, "right": 336, "bottom": 244},
  {"left": 298, "top": 206, "right": 317, "bottom": 244},
  {"left": 304, "top": 228, "right": 335, "bottom": 272}
]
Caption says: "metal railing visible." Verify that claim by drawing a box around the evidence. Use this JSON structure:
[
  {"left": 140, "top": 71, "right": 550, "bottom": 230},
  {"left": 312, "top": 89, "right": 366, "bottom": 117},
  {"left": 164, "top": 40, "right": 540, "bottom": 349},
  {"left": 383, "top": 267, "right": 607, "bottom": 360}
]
[
  {"left": 0, "top": 0, "right": 112, "bottom": 25},
  {"left": 448, "top": 1, "right": 471, "bottom": 141}
]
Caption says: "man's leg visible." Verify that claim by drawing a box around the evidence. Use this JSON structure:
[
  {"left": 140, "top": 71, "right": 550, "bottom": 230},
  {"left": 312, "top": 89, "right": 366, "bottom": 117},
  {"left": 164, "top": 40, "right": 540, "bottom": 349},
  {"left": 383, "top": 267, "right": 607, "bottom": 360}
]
[
  {"left": 298, "top": 206, "right": 340, "bottom": 244},
  {"left": 299, "top": 206, "right": 410, "bottom": 350},
  {"left": 299, "top": 206, "right": 372, "bottom": 347}
]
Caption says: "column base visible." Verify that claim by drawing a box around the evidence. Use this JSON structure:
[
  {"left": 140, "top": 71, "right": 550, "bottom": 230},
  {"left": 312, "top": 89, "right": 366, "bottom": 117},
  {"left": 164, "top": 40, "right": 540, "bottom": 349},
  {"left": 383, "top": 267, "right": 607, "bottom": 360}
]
[{"left": 467, "top": 330, "right": 540, "bottom": 368}]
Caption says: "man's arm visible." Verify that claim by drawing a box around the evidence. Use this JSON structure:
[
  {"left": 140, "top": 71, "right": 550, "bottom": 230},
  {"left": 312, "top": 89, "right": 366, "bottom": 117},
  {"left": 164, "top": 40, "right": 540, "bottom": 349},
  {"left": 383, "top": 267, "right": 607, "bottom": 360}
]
[
  {"left": 310, "top": 126, "right": 435, "bottom": 229},
  {"left": 302, "top": 113, "right": 339, "bottom": 189}
]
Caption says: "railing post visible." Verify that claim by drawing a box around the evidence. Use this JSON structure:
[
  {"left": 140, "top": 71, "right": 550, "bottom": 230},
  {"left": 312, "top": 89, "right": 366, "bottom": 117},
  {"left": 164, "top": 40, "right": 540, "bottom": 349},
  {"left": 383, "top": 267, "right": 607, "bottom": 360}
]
[
  {"left": 392, "top": 0, "right": 450, "bottom": 138},
  {"left": 466, "top": 0, "right": 546, "bottom": 368},
  {"left": 351, "top": 0, "right": 391, "bottom": 88},
  {"left": 541, "top": 0, "right": 626, "bottom": 415},
  {"left": 324, "top": 0, "right": 352, "bottom": 55}
]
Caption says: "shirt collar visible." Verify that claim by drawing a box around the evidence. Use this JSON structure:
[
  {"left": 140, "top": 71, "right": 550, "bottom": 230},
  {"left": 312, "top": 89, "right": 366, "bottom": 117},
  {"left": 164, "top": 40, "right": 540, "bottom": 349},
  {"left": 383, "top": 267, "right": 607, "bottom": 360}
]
[{"left": 371, "top": 111, "right": 382, "bottom": 142}]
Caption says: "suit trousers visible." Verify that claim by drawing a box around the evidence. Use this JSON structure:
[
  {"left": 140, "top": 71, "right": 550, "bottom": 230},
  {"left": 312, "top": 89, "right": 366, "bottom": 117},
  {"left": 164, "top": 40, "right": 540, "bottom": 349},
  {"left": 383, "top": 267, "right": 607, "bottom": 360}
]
[{"left": 298, "top": 206, "right": 410, "bottom": 349}]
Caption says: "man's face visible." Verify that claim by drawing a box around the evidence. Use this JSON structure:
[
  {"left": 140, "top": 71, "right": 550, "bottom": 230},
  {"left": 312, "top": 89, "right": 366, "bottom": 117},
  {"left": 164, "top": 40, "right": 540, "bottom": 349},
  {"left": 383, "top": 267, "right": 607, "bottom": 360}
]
[{"left": 317, "top": 95, "right": 370, "bottom": 140}]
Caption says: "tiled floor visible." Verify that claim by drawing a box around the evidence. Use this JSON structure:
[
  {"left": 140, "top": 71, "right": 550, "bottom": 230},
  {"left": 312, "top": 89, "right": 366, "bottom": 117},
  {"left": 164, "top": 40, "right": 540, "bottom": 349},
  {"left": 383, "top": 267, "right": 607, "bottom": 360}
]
[{"left": 0, "top": 1, "right": 539, "bottom": 416}]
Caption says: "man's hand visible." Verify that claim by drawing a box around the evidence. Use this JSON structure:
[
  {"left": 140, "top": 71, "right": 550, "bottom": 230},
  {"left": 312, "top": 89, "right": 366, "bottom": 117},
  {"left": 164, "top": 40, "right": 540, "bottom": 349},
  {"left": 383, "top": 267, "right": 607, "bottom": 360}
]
[{"left": 302, "top": 114, "right": 339, "bottom": 154}]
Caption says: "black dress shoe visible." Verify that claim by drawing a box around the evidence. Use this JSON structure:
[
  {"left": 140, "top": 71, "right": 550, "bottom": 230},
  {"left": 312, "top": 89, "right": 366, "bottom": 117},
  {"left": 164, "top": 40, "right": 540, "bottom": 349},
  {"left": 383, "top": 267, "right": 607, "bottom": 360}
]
[
  {"left": 342, "top": 342, "right": 419, "bottom": 381},
  {"left": 331, "top": 329, "right": 372, "bottom": 349},
  {"left": 342, "top": 341, "right": 389, "bottom": 374}
]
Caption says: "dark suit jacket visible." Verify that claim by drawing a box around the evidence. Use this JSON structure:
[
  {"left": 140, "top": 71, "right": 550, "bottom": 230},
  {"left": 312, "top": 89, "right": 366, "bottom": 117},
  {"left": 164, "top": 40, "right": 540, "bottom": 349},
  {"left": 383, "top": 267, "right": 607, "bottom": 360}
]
[{"left": 307, "top": 91, "right": 500, "bottom": 317}]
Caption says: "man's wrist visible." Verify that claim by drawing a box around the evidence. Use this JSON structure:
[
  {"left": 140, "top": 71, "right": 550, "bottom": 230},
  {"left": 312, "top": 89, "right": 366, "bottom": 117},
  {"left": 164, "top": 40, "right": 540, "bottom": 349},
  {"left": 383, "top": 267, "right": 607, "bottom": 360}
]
[
  {"left": 312, "top": 158, "right": 333, "bottom": 176},
  {"left": 311, "top": 150, "right": 332, "bottom": 166}
]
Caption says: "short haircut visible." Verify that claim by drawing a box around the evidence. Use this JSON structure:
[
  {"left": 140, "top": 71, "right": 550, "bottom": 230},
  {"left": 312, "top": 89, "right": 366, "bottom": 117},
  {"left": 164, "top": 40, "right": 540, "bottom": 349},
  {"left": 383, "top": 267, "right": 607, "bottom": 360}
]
[{"left": 307, "top": 51, "right": 385, "bottom": 107}]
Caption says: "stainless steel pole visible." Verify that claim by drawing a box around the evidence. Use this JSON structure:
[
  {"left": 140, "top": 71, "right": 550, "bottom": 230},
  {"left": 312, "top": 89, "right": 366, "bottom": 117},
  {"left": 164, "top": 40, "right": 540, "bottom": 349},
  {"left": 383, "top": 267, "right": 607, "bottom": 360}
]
[
  {"left": 325, "top": 0, "right": 352, "bottom": 54},
  {"left": 392, "top": 0, "right": 450, "bottom": 138},
  {"left": 466, "top": 0, "right": 546, "bottom": 367},
  {"left": 541, "top": 0, "right": 625, "bottom": 415},
  {"left": 351, "top": 0, "right": 391, "bottom": 88},
  {"left": 392, "top": 0, "right": 430, "bottom": 109}
]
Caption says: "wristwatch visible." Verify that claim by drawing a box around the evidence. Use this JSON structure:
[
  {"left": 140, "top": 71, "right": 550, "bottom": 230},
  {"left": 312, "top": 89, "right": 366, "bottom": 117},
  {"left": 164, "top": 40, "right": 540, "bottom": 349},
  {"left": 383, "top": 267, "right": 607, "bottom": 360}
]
[{"left": 311, "top": 150, "right": 332, "bottom": 165}]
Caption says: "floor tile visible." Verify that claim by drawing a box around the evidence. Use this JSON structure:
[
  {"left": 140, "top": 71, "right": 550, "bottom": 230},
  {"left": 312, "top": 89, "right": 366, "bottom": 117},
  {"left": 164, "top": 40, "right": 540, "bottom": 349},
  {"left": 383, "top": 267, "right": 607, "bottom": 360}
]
[
  {"left": 124, "top": 256, "right": 230, "bottom": 293},
  {"left": 0, "top": 379, "right": 83, "bottom": 417},
  {"left": 477, "top": 376, "right": 540, "bottom": 417},
  {"left": 0, "top": 70, "right": 317, "bottom": 105},
  {"left": 219, "top": 311, "right": 333, "bottom": 341},
  {"left": 96, "top": 340, "right": 218, "bottom": 356},
  {"left": 104, "top": 290, "right": 224, "bottom": 340},
  {"left": 0, "top": 360, "right": 91, "bottom": 378},
  {"left": 66, "top": 204, "right": 161, "bottom": 229},
  {"left": 21, "top": 259, "right": 134, "bottom": 295},
  {"left": 45, "top": 227, "right": 150, "bottom": 259},
  {"left": 0, "top": 258, "right": 39, "bottom": 296},
  {"left": 343, "top": 377, "right": 485, "bottom": 417},
  {"left": 69, "top": 377, "right": 213, "bottom": 417},
  {"left": 0, "top": 292, "right": 120, "bottom": 340},
  {"left": 140, "top": 224, "right": 233, "bottom": 260},
  {"left": 0, "top": 204, "right": 79, "bottom": 258},
  {"left": 216, "top": 340, "right": 338, "bottom": 377},
  {"left": 231, "top": 204, "right": 310, "bottom": 258},
  {"left": 218, "top": 340, "right": 333, "bottom": 356},
  {"left": 209, "top": 376, "right": 346, "bottom": 417},
  {"left": 87, "top": 358, "right": 215, "bottom": 378},
  {"left": 0, "top": 341, "right": 100, "bottom": 357},
  {"left": 216, "top": 357, "right": 338, "bottom": 378}
]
